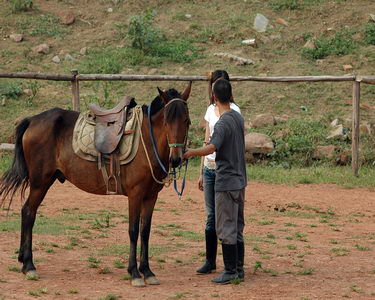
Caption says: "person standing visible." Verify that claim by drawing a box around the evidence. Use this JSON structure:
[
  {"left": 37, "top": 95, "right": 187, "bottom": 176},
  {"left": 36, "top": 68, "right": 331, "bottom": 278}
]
[
  {"left": 196, "top": 70, "right": 241, "bottom": 276},
  {"left": 184, "top": 78, "right": 247, "bottom": 284}
]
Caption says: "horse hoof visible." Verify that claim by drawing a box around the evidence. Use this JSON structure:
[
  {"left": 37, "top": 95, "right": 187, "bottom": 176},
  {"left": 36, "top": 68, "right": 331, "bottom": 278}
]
[
  {"left": 145, "top": 276, "right": 160, "bottom": 285},
  {"left": 25, "top": 271, "right": 40, "bottom": 280},
  {"left": 131, "top": 278, "right": 146, "bottom": 287}
]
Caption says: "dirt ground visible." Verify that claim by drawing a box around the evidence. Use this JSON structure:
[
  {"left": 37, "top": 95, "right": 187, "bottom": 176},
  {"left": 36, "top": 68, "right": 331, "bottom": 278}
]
[{"left": 1, "top": 181, "right": 375, "bottom": 300}]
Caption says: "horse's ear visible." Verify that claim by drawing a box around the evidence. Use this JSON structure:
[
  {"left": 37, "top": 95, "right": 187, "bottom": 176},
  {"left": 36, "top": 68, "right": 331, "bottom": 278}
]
[
  {"left": 180, "top": 81, "right": 192, "bottom": 101},
  {"left": 157, "top": 87, "right": 171, "bottom": 104}
]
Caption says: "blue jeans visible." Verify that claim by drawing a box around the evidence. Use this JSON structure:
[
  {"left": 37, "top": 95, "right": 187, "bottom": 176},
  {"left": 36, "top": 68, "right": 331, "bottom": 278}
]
[{"left": 203, "top": 167, "right": 216, "bottom": 231}]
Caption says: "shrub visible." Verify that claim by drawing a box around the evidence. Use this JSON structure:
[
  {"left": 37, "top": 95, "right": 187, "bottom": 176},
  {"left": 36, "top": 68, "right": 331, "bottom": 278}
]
[
  {"left": 10, "top": 0, "right": 33, "bottom": 12},
  {"left": 128, "top": 9, "right": 165, "bottom": 52},
  {"left": 0, "top": 81, "right": 23, "bottom": 99},
  {"left": 302, "top": 30, "right": 355, "bottom": 60},
  {"left": 254, "top": 119, "right": 329, "bottom": 167},
  {"left": 127, "top": 9, "right": 198, "bottom": 63},
  {"left": 364, "top": 23, "right": 375, "bottom": 45}
]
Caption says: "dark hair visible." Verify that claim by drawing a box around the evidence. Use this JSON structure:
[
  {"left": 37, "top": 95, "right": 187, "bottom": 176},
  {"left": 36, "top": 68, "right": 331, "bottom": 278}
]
[
  {"left": 212, "top": 79, "right": 232, "bottom": 104},
  {"left": 208, "top": 70, "right": 234, "bottom": 104},
  {"left": 209, "top": 70, "right": 230, "bottom": 85}
]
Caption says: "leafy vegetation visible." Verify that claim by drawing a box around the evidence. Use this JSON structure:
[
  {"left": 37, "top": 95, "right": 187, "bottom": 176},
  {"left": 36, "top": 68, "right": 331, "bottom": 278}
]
[
  {"left": 302, "top": 30, "right": 356, "bottom": 60},
  {"left": 364, "top": 23, "right": 375, "bottom": 45},
  {"left": 10, "top": 0, "right": 33, "bottom": 12},
  {"left": 0, "top": 81, "right": 23, "bottom": 99}
]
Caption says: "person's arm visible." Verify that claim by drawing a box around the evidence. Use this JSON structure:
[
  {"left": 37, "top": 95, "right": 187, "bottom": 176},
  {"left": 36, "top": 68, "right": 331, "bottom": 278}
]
[
  {"left": 184, "top": 144, "right": 216, "bottom": 159},
  {"left": 198, "top": 121, "right": 210, "bottom": 191},
  {"left": 199, "top": 122, "right": 210, "bottom": 174}
]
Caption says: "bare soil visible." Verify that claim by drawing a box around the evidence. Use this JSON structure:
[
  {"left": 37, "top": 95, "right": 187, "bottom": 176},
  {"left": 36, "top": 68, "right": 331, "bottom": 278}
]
[{"left": 1, "top": 181, "right": 375, "bottom": 299}]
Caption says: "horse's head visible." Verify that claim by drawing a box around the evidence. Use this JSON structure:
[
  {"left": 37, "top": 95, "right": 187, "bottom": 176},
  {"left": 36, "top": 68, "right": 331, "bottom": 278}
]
[{"left": 157, "top": 82, "right": 191, "bottom": 169}]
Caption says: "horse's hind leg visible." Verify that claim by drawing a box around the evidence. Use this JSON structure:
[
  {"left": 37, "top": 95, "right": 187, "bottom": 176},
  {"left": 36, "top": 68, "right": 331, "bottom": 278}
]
[
  {"left": 18, "top": 183, "right": 54, "bottom": 275},
  {"left": 139, "top": 194, "right": 159, "bottom": 285}
]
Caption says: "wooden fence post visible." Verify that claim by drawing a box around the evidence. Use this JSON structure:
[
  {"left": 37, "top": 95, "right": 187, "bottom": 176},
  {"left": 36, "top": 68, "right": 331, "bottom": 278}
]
[
  {"left": 352, "top": 78, "right": 360, "bottom": 177},
  {"left": 71, "top": 69, "right": 80, "bottom": 111}
]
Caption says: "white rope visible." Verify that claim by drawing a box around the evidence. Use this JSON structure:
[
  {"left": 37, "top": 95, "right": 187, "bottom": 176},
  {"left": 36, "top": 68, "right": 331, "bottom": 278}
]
[{"left": 136, "top": 111, "right": 172, "bottom": 186}]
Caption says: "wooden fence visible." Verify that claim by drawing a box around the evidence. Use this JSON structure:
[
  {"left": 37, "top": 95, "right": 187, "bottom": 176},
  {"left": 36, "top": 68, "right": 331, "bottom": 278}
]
[{"left": 1, "top": 71, "right": 375, "bottom": 176}]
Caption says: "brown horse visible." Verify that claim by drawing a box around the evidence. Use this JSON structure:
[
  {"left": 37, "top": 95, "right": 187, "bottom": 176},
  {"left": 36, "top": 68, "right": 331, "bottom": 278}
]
[{"left": 0, "top": 83, "right": 191, "bottom": 287}]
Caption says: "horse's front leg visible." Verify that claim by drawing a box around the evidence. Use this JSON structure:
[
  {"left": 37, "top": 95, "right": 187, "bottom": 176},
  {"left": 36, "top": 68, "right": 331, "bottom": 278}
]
[
  {"left": 139, "top": 194, "right": 159, "bottom": 285},
  {"left": 127, "top": 196, "right": 144, "bottom": 287}
]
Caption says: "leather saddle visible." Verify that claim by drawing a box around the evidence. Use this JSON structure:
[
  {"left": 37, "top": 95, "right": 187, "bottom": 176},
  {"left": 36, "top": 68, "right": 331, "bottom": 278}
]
[
  {"left": 88, "top": 96, "right": 137, "bottom": 194},
  {"left": 89, "top": 96, "right": 136, "bottom": 154}
]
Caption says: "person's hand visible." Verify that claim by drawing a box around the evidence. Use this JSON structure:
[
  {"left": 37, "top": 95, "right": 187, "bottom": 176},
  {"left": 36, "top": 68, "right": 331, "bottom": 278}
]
[
  {"left": 198, "top": 175, "right": 203, "bottom": 191},
  {"left": 183, "top": 148, "right": 193, "bottom": 159}
]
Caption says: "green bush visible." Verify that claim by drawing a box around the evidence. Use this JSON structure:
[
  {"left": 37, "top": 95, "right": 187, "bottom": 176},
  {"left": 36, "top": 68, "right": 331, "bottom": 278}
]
[
  {"left": 126, "top": 9, "right": 199, "bottom": 63},
  {"left": 364, "top": 23, "right": 375, "bottom": 45},
  {"left": 128, "top": 9, "right": 165, "bottom": 52},
  {"left": 10, "top": 0, "right": 33, "bottom": 12},
  {"left": 0, "top": 81, "right": 23, "bottom": 99},
  {"left": 252, "top": 119, "right": 330, "bottom": 167},
  {"left": 302, "top": 30, "right": 355, "bottom": 60}
]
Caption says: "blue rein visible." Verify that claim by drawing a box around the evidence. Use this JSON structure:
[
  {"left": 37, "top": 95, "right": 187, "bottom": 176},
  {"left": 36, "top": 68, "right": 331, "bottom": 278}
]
[{"left": 147, "top": 102, "right": 188, "bottom": 199}]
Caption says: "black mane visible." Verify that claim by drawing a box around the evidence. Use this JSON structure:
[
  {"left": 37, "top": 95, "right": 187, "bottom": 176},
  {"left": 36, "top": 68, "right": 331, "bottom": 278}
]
[{"left": 142, "top": 88, "right": 182, "bottom": 117}]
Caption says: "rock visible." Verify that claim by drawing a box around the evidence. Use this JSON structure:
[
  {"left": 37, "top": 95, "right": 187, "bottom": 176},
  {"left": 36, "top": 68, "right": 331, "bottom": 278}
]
[
  {"left": 80, "top": 47, "right": 87, "bottom": 55},
  {"left": 316, "top": 59, "right": 324, "bottom": 65},
  {"left": 313, "top": 145, "right": 336, "bottom": 159},
  {"left": 275, "top": 114, "right": 289, "bottom": 124},
  {"left": 343, "top": 64, "right": 353, "bottom": 71},
  {"left": 336, "top": 153, "right": 350, "bottom": 165},
  {"left": 65, "top": 53, "right": 74, "bottom": 60},
  {"left": 107, "top": 7, "right": 113, "bottom": 13},
  {"left": 275, "top": 17, "right": 288, "bottom": 26},
  {"left": 52, "top": 55, "right": 61, "bottom": 63},
  {"left": 245, "top": 133, "right": 274, "bottom": 154},
  {"left": 252, "top": 113, "right": 276, "bottom": 128},
  {"left": 178, "top": 67, "right": 184, "bottom": 72},
  {"left": 245, "top": 152, "right": 255, "bottom": 163},
  {"left": 57, "top": 11, "right": 75, "bottom": 25},
  {"left": 185, "top": 14, "right": 192, "bottom": 19},
  {"left": 359, "top": 123, "right": 372, "bottom": 135},
  {"left": 1, "top": 98, "right": 5, "bottom": 106},
  {"left": 213, "top": 52, "right": 253, "bottom": 65},
  {"left": 303, "top": 40, "right": 315, "bottom": 49},
  {"left": 9, "top": 34, "right": 23, "bottom": 42},
  {"left": 327, "top": 124, "right": 344, "bottom": 139},
  {"left": 242, "top": 39, "right": 257, "bottom": 47},
  {"left": 270, "top": 34, "right": 281, "bottom": 41},
  {"left": 330, "top": 119, "right": 340, "bottom": 127},
  {"left": 23, "top": 89, "right": 33, "bottom": 96},
  {"left": 0, "top": 143, "right": 15, "bottom": 152},
  {"left": 254, "top": 13, "right": 269, "bottom": 32},
  {"left": 32, "top": 43, "right": 50, "bottom": 54},
  {"left": 370, "top": 14, "right": 375, "bottom": 22}
]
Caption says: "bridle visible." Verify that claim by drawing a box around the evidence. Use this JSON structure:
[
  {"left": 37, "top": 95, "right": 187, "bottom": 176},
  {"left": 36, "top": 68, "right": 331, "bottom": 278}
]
[{"left": 142, "top": 98, "right": 189, "bottom": 198}]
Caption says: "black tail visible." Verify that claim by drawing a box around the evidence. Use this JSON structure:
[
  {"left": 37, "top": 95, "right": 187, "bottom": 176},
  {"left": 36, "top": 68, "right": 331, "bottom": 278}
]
[{"left": 0, "top": 118, "right": 30, "bottom": 208}]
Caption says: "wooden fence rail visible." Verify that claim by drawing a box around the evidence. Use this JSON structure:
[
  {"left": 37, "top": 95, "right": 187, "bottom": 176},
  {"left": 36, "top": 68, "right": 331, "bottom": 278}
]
[{"left": 1, "top": 71, "right": 375, "bottom": 176}]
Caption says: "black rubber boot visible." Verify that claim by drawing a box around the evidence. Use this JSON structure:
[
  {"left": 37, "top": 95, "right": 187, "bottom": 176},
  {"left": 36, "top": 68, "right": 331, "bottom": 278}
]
[
  {"left": 237, "top": 241, "right": 245, "bottom": 280},
  {"left": 196, "top": 230, "right": 217, "bottom": 274},
  {"left": 211, "top": 243, "right": 238, "bottom": 284}
]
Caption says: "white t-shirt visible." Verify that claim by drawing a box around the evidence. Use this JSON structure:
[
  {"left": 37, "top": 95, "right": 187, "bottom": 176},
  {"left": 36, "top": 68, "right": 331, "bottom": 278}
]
[{"left": 204, "top": 103, "right": 241, "bottom": 161}]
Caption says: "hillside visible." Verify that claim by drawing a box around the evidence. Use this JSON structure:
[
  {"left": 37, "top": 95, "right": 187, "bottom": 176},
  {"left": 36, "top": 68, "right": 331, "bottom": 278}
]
[{"left": 1, "top": 0, "right": 375, "bottom": 157}]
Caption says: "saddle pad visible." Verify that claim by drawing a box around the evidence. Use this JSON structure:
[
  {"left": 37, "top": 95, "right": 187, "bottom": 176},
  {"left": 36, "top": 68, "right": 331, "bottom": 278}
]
[{"left": 72, "top": 106, "right": 143, "bottom": 165}]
